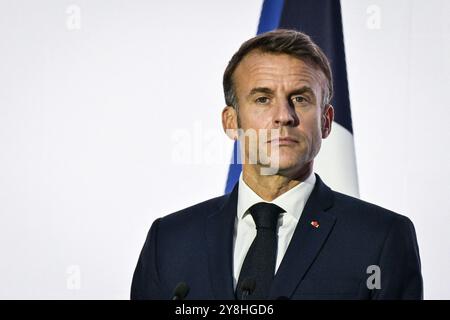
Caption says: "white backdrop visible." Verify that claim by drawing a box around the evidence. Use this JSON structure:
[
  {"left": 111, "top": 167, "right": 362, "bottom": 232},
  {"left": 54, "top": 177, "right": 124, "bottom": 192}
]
[{"left": 0, "top": 0, "right": 449, "bottom": 299}]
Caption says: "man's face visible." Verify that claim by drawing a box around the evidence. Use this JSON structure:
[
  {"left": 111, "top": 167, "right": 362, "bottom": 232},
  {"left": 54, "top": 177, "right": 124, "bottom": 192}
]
[{"left": 222, "top": 51, "right": 333, "bottom": 176}]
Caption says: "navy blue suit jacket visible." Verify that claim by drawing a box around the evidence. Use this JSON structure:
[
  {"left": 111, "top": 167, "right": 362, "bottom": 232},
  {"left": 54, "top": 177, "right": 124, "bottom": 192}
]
[{"left": 131, "top": 174, "right": 422, "bottom": 300}]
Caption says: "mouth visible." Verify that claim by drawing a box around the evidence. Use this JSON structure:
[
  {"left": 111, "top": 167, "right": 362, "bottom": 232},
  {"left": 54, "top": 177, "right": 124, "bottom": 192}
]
[{"left": 268, "top": 136, "right": 299, "bottom": 146}]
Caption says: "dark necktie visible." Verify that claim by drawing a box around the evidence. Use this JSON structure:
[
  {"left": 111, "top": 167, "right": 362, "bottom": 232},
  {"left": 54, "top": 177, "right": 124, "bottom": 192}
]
[{"left": 236, "top": 202, "right": 285, "bottom": 300}]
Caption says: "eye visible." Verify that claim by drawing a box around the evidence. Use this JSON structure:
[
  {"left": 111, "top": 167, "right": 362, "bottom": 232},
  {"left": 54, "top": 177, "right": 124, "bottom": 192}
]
[
  {"left": 292, "top": 96, "right": 307, "bottom": 103},
  {"left": 255, "top": 96, "right": 270, "bottom": 104}
]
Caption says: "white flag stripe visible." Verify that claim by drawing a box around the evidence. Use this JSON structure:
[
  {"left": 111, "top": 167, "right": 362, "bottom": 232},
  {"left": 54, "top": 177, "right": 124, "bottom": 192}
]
[{"left": 315, "top": 121, "right": 359, "bottom": 198}]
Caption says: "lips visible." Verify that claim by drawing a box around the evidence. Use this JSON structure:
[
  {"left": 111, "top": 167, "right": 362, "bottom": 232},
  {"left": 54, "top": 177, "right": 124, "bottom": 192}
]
[{"left": 268, "top": 137, "right": 299, "bottom": 145}]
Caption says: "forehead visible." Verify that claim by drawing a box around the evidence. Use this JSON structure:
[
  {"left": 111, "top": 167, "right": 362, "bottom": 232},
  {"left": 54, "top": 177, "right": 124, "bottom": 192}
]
[{"left": 233, "top": 51, "right": 325, "bottom": 93}]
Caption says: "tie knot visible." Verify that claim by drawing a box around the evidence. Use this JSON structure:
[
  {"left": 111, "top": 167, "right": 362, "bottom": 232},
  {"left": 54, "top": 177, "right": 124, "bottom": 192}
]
[{"left": 248, "top": 202, "right": 285, "bottom": 231}]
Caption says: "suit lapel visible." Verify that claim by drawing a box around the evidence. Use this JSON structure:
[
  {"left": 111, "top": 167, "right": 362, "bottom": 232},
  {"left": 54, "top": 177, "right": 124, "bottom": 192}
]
[
  {"left": 205, "top": 183, "right": 239, "bottom": 299},
  {"left": 269, "top": 174, "right": 337, "bottom": 299}
]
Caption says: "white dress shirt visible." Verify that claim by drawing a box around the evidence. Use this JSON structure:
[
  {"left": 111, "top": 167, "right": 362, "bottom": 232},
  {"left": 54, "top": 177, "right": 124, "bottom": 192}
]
[{"left": 232, "top": 171, "right": 316, "bottom": 289}]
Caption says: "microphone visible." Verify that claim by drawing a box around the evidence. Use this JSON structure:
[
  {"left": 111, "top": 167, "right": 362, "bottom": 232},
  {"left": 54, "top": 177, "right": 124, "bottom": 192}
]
[
  {"left": 240, "top": 278, "right": 256, "bottom": 300},
  {"left": 172, "top": 282, "right": 190, "bottom": 300}
]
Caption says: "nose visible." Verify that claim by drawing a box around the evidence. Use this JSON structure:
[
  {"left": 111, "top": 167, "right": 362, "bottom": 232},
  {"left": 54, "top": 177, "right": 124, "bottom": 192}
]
[{"left": 273, "top": 99, "right": 299, "bottom": 127}]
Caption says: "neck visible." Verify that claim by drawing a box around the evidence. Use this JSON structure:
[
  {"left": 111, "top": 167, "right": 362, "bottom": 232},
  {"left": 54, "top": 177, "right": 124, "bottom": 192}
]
[{"left": 242, "top": 162, "right": 313, "bottom": 201}]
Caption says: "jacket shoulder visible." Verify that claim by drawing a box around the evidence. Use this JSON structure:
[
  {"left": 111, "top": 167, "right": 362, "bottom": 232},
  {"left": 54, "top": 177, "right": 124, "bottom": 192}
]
[
  {"left": 158, "top": 192, "right": 229, "bottom": 227},
  {"left": 331, "top": 190, "right": 415, "bottom": 228}
]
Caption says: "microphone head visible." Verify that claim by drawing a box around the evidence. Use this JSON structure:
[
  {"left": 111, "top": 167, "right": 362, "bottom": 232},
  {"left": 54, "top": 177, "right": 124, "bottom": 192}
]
[{"left": 172, "top": 282, "right": 190, "bottom": 300}]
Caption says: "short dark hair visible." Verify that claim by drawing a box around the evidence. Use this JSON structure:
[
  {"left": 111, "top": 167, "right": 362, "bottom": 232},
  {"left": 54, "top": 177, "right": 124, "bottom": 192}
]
[{"left": 223, "top": 29, "right": 333, "bottom": 108}]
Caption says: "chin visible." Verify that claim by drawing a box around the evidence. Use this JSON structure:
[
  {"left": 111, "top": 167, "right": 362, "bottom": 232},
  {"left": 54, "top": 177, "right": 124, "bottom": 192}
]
[
  {"left": 268, "top": 161, "right": 304, "bottom": 175},
  {"left": 268, "top": 152, "right": 309, "bottom": 174}
]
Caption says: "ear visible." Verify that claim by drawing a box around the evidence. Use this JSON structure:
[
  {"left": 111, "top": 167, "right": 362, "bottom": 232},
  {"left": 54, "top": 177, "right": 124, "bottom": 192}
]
[
  {"left": 321, "top": 104, "right": 334, "bottom": 139},
  {"left": 222, "top": 106, "right": 239, "bottom": 140}
]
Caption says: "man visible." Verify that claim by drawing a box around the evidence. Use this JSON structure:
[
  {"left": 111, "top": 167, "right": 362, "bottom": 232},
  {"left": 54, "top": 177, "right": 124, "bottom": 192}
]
[{"left": 131, "top": 29, "right": 423, "bottom": 300}]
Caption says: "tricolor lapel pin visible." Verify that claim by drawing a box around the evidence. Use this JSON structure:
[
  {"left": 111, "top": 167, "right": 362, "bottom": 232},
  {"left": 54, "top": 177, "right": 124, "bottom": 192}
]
[{"left": 310, "top": 220, "right": 320, "bottom": 228}]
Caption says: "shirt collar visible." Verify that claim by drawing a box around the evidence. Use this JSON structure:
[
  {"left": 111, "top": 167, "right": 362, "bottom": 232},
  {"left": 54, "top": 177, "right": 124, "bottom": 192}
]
[{"left": 237, "top": 171, "right": 316, "bottom": 222}]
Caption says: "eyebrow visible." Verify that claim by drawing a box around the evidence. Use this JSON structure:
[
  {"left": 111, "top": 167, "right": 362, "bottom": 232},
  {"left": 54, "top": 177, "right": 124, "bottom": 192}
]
[
  {"left": 288, "top": 86, "right": 316, "bottom": 99},
  {"left": 247, "top": 87, "right": 274, "bottom": 98},
  {"left": 247, "top": 86, "right": 317, "bottom": 100}
]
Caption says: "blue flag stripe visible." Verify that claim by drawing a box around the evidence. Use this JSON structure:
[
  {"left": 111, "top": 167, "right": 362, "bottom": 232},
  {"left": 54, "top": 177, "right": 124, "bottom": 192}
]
[
  {"left": 257, "top": 0, "right": 285, "bottom": 35},
  {"left": 224, "top": 142, "right": 242, "bottom": 193}
]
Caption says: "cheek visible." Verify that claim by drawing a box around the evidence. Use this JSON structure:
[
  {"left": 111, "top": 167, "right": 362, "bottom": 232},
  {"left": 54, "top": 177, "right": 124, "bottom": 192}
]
[
  {"left": 308, "top": 123, "right": 324, "bottom": 153},
  {"left": 298, "top": 112, "right": 321, "bottom": 133},
  {"left": 307, "top": 126, "right": 323, "bottom": 148},
  {"left": 239, "top": 108, "right": 273, "bottom": 129},
  {"left": 297, "top": 117, "right": 322, "bottom": 149}
]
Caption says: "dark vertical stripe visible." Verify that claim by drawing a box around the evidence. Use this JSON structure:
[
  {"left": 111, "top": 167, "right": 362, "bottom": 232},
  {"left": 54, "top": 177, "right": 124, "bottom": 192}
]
[{"left": 278, "top": 0, "right": 353, "bottom": 133}]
